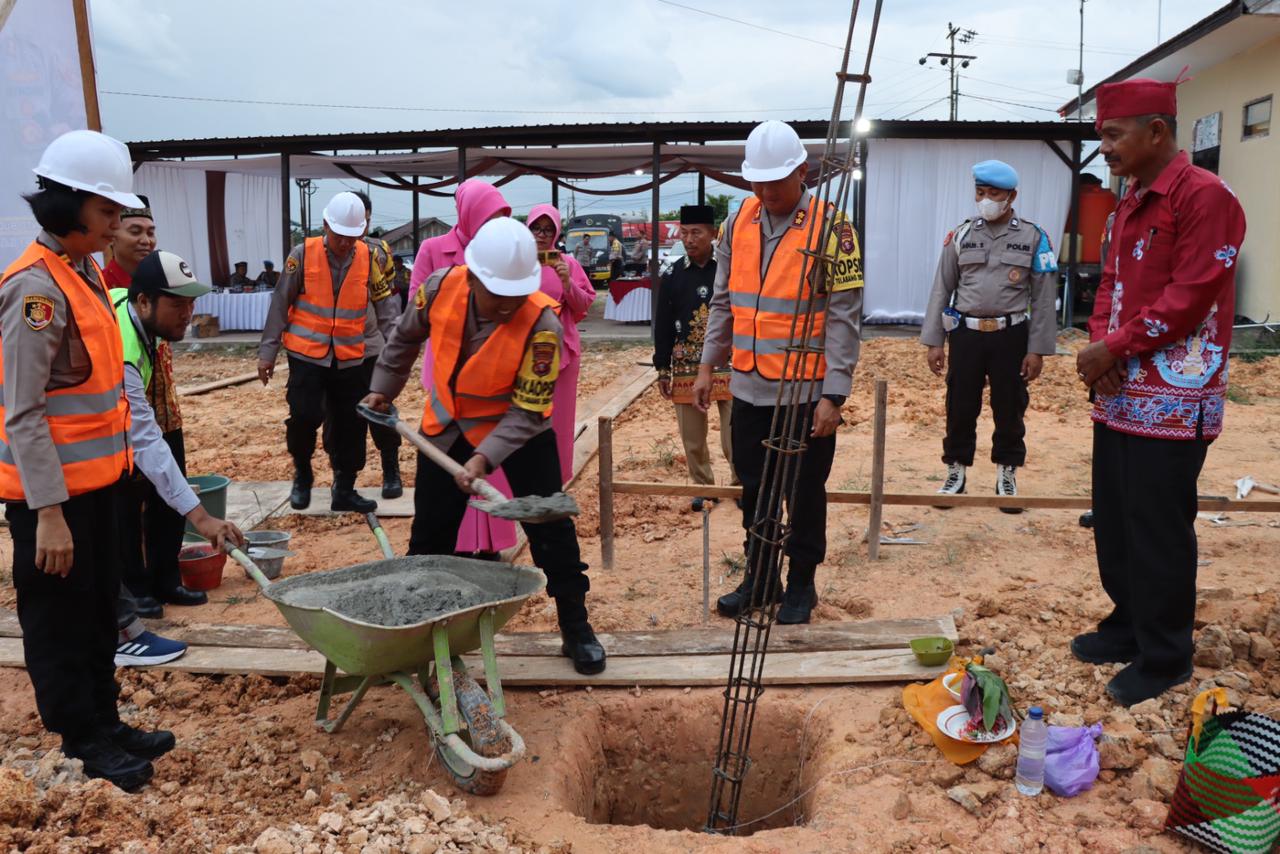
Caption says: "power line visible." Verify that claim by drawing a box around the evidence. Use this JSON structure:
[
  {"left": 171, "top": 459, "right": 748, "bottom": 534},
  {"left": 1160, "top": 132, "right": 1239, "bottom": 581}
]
[
  {"left": 101, "top": 90, "right": 828, "bottom": 117},
  {"left": 897, "top": 96, "right": 951, "bottom": 120}
]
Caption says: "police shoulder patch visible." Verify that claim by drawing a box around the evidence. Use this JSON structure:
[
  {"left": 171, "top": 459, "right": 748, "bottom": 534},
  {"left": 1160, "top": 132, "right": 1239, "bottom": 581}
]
[
  {"left": 414, "top": 285, "right": 428, "bottom": 311},
  {"left": 370, "top": 274, "right": 393, "bottom": 303},
  {"left": 826, "top": 217, "right": 864, "bottom": 293},
  {"left": 285, "top": 255, "right": 299, "bottom": 274},
  {"left": 22, "top": 295, "right": 55, "bottom": 331},
  {"left": 512, "top": 329, "right": 560, "bottom": 415},
  {"left": 943, "top": 230, "right": 954, "bottom": 247}
]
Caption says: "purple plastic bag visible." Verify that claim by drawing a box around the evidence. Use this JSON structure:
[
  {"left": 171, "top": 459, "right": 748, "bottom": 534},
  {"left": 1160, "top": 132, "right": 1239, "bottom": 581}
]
[{"left": 1043, "top": 723, "right": 1103, "bottom": 797}]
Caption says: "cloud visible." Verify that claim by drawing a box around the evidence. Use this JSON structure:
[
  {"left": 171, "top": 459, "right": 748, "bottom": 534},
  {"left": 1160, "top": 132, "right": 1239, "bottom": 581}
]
[{"left": 90, "top": 0, "right": 187, "bottom": 78}]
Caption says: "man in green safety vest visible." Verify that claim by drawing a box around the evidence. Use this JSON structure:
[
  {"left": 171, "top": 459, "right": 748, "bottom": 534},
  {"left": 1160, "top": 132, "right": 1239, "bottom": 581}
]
[{"left": 110, "top": 250, "right": 243, "bottom": 627}]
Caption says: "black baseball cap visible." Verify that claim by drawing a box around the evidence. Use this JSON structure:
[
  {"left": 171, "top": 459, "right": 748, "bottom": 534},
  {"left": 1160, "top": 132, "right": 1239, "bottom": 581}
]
[{"left": 129, "top": 251, "right": 212, "bottom": 299}]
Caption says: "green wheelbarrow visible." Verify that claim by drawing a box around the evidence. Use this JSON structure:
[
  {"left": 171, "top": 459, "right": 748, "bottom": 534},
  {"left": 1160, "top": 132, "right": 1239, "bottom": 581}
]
[{"left": 226, "top": 521, "right": 544, "bottom": 795}]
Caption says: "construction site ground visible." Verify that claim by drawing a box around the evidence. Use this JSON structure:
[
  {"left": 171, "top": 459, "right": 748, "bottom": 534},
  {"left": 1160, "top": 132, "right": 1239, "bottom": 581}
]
[{"left": 2, "top": 336, "right": 1279, "bottom": 853}]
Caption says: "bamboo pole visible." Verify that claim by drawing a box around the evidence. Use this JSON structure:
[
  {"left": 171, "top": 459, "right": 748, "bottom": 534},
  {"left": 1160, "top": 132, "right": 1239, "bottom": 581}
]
[
  {"left": 599, "top": 415, "right": 615, "bottom": 570},
  {"left": 867, "top": 379, "right": 888, "bottom": 560}
]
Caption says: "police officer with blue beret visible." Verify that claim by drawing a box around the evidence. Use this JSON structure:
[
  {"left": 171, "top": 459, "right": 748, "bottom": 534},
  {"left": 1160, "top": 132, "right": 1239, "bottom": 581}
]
[{"left": 920, "top": 160, "right": 1058, "bottom": 511}]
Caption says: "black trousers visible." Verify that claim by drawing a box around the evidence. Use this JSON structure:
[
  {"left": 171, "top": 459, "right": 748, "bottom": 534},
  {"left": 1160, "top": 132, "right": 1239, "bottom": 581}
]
[
  {"left": 286, "top": 355, "right": 369, "bottom": 474},
  {"left": 1092, "top": 423, "right": 1208, "bottom": 675},
  {"left": 119, "top": 429, "right": 187, "bottom": 598},
  {"left": 943, "top": 322, "right": 1029, "bottom": 467},
  {"left": 731, "top": 397, "right": 837, "bottom": 572},
  {"left": 407, "top": 428, "right": 590, "bottom": 627},
  {"left": 6, "top": 482, "right": 123, "bottom": 740},
  {"left": 359, "top": 357, "right": 401, "bottom": 460}
]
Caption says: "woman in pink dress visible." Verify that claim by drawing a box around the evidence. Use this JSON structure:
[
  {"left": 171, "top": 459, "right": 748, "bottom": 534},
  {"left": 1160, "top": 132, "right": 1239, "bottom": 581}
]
[
  {"left": 527, "top": 204, "right": 597, "bottom": 484},
  {"left": 408, "top": 180, "right": 513, "bottom": 556}
]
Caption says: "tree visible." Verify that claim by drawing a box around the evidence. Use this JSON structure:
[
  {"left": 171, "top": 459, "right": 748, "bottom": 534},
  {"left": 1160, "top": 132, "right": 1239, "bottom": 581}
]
[{"left": 706, "top": 193, "right": 734, "bottom": 226}]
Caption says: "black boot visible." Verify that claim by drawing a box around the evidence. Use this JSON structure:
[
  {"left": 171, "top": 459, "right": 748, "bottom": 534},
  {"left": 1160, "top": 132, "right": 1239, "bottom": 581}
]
[
  {"left": 290, "top": 463, "right": 313, "bottom": 510},
  {"left": 63, "top": 734, "right": 153, "bottom": 792},
  {"left": 560, "top": 622, "right": 606, "bottom": 674},
  {"left": 777, "top": 564, "right": 818, "bottom": 625},
  {"left": 715, "top": 573, "right": 781, "bottom": 618},
  {"left": 381, "top": 452, "right": 403, "bottom": 500},
  {"left": 158, "top": 586, "right": 207, "bottom": 606},
  {"left": 104, "top": 722, "right": 176, "bottom": 760},
  {"left": 330, "top": 473, "right": 377, "bottom": 513},
  {"left": 132, "top": 596, "right": 164, "bottom": 619}
]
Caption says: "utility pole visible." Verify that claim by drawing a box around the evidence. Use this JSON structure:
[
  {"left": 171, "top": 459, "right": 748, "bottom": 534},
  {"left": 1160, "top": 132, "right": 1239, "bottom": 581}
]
[{"left": 920, "top": 23, "right": 977, "bottom": 121}]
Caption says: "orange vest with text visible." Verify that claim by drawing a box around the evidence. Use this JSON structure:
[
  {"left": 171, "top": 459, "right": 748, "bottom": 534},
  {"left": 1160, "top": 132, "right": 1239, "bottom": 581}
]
[
  {"left": 282, "top": 237, "right": 371, "bottom": 361},
  {"left": 728, "top": 195, "right": 828, "bottom": 381},
  {"left": 0, "top": 243, "right": 132, "bottom": 502},
  {"left": 421, "top": 266, "right": 557, "bottom": 446}
]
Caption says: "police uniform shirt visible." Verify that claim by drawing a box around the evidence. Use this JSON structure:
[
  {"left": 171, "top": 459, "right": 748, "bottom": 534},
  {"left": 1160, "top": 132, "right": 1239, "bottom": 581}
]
[
  {"left": 653, "top": 255, "right": 718, "bottom": 374},
  {"left": 258, "top": 237, "right": 401, "bottom": 369},
  {"left": 920, "top": 214, "right": 1058, "bottom": 354},
  {"left": 370, "top": 267, "right": 562, "bottom": 470},
  {"left": 0, "top": 231, "right": 115, "bottom": 509},
  {"left": 363, "top": 235, "right": 398, "bottom": 339},
  {"left": 701, "top": 189, "right": 864, "bottom": 404}
]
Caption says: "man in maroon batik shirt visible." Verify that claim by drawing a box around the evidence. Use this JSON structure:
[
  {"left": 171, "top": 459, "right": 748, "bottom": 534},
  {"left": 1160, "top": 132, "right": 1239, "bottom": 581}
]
[{"left": 1072, "top": 76, "right": 1246, "bottom": 707}]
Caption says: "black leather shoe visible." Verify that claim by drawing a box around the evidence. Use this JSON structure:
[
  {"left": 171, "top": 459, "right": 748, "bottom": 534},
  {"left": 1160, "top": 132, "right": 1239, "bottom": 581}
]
[
  {"left": 381, "top": 462, "right": 403, "bottom": 500},
  {"left": 716, "top": 576, "right": 781, "bottom": 618},
  {"left": 1079, "top": 511, "right": 1095, "bottom": 529},
  {"left": 289, "top": 476, "right": 312, "bottom": 510},
  {"left": 133, "top": 596, "right": 164, "bottom": 619},
  {"left": 1070, "top": 631, "right": 1139, "bottom": 665},
  {"left": 560, "top": 624, "right": 606, "bottom": 675},
  {"left": 331, "top": 474, "right": 377, "bottom": 513},
  {"left": 776, "top": 583, "right": 817, "bottom": 625},
  {"left": 691, "top": 497, "right": 705, "bottom": 512},
  {"left": 63, "top": 735, "right": 153, "bottom": 792},
  {"left": 1105, "top": 661, "right": 1193, "bottom": 707},
  {"left": 105, "top": 722, "right": 175, "bottom": 760},
  {"left": 159, "top": 586, "right": 208, "bottom": 607}
]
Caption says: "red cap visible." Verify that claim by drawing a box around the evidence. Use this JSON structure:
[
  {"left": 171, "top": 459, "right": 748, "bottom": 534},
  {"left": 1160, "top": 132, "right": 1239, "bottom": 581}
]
[{"left": 1094, "top": 76, "right": 1183, "bottom": 130}]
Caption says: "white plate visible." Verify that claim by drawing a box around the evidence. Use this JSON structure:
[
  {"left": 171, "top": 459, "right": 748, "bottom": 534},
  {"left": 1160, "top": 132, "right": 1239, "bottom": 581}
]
[
  {"left": 942, "top": 672, "right": 963, "bottom": 701},
  {"left": 936, "top": 704, "right": 1016, "bottom": 743}
]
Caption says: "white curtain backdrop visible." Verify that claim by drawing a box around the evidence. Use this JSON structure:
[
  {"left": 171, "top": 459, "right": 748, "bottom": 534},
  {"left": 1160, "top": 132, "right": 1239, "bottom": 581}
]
[
  {"left": 224, "top": 173, "right": 282, "bottom": 276},
  {"left": 863, "top": 139, "right": 1072, "bottom": 324},
  {"left": 134, "top": 163, "right": 211, "bottom": 281}
]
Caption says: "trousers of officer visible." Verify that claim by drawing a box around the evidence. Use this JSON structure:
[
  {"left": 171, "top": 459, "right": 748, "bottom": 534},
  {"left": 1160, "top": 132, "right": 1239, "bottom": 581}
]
[
  {"left": 319, "top": 357, "right": 400, "bottom": 462},
  {"left": 118, "top": 429, "right": 187, "bottom": 598},
  {"left": 943, "top": 322, "right": 1029, "bottom": 467},
  {"left": 407, "top": 428, "right": 591, "bottom": 627},
  {"left": 731, "top": 398, "right": 836, "bottom": 573},
  {"left": 6, "top": 480, "right": 123, "bottom": 740},
  {"left": 285, "top": 355, "right": 370, "bottom": 474},
  {"left": 1092, "top": 423, "right": 1207, "bottom": 676}
]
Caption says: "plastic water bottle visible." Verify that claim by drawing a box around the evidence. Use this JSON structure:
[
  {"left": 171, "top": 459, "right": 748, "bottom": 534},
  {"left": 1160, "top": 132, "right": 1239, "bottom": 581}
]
[{"left": 1015, "top": 706, "right": 1047, "bottom": 796}]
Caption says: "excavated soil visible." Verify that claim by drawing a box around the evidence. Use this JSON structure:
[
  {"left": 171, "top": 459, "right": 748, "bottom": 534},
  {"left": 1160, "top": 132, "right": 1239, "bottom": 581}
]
[{"left": 2, "top": 336, "right": 1279, "bottom": 852}]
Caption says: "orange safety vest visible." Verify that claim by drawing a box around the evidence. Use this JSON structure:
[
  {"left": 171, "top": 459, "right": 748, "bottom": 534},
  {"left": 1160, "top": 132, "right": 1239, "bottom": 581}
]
[
  {"left": 0, "top": 243, "right": 132, "bottom": 502},
  {"left": 421, "top": 266, "right": 557, "bottom": 446},
  {"left": 728, "top": 195, "right": 829, "bottom": 381},
  {"left": 282, "top": 237, "right": 371, "bottom": 361}
]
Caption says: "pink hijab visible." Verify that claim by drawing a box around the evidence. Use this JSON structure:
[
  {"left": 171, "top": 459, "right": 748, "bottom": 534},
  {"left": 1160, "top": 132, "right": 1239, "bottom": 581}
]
[
  {"left": 408, "top": 180, "right": 511, "bottom": 296},
  {"left": 527, "top": 204, "right": 595, "bottom": 364}
]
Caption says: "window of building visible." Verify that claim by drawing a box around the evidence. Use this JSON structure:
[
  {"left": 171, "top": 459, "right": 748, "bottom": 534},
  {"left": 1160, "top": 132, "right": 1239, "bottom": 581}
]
[
  {"left": 1192, "top": 112, "right": 1222, "bottom": 174},
  {"left": 1243, "top": 96, "right": 1271, "bottom": 140}
]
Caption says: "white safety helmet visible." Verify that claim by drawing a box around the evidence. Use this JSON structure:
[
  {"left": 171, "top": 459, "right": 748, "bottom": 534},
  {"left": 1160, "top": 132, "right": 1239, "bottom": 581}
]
[
  {"left": 464, "top": 217, "right": 541, "bottom": 297},
  {"left": 33, "top": 130, "right": 143, "bottom": 208},
  {"left": 741, "top": 120, "right": 808, "bottom": 183},
  {"left": 322, "top": 192, "right": 367, "bottom": 237}
]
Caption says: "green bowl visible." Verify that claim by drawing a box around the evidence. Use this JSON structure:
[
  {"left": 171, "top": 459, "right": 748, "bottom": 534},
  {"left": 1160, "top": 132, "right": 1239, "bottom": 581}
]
[{"left": 910, "top": 636, "right": 955, "bottom": 667}]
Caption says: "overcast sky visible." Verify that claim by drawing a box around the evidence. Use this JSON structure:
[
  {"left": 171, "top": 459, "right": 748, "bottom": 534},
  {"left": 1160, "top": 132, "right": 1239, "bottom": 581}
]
[{"left": 89, "top": 0, "right": 1218, "bottom": 231}]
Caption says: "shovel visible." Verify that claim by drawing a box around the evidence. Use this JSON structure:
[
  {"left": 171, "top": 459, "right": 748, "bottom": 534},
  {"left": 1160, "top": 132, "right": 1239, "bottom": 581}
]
[{"left": 357, "top": 403, "right": 579, "bottom": 523}]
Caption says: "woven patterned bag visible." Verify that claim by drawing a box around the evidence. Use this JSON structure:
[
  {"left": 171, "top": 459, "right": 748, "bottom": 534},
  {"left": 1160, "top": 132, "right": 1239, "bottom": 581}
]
[{"left": 1165, "top": 688, "right": 1280, "bottom": 853}]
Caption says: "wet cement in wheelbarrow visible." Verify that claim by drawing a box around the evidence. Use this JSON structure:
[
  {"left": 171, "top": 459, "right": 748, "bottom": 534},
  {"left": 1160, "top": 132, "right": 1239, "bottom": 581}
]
[{"left": 271, "top": 556, "right": 529, "bottom": 627}]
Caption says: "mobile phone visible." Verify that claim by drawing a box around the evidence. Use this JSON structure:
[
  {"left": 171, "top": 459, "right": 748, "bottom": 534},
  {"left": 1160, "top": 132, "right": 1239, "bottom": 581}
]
[{"left": 538, "top": 250, "right": 561, "bottom": 266}]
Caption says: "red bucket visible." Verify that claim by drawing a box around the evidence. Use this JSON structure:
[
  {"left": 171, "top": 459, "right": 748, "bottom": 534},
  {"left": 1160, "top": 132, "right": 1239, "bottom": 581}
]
[{"left": 178, "top": 544, "right": 226, "bottom": 592}]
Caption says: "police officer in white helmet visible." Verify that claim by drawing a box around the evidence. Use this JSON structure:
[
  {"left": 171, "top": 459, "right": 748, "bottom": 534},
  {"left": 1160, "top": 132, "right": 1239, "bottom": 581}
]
[{"left": 1, "top": 130, "right": 172, "bottom": 791}]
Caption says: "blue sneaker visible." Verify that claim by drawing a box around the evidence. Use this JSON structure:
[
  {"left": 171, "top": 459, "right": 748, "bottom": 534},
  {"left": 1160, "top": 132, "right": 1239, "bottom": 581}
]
[{"left": 115, "top": 631, "right": 188, "bottom": 667}]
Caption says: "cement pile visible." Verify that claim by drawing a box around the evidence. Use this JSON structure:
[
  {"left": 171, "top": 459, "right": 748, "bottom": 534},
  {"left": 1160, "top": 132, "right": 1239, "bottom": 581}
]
[
  {"left": 275, "top": 562, "right": 493, "bottom": 627},
  {"left": 477, "top": 491, "right": 579, "bottom": 521}
]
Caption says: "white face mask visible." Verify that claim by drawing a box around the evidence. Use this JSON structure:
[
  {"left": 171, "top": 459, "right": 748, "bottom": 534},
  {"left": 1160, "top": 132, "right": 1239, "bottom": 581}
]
[{"left": 976, "top": 197, "right": 1010, "bottom": 222}]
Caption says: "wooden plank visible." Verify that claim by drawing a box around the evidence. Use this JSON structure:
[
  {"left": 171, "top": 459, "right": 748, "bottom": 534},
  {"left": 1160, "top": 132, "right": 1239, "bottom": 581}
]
[
  {"left": 867, "top": 379, "right": 888, "bottom": 560},
  {"left": 223, "top": 481, "right": 292, "bottom": 531},
  {"left": 599, "top": 416, "right": 615, "bottom": 570},
  {"left": 0, "top": 610, "right": 955, "bottom": 657},
  {"left": 0, "top": 638, "right": 944, "bottom": 685},
  {"left": 287, "top": 487, "right": 416, "bottom": 519},
  {"left": 612, "top": 481, "right": 1280, "bottom": 513}
]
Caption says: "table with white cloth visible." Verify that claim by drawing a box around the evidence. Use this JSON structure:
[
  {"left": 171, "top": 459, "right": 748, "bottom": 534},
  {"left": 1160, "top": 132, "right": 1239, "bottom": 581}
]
[
  {"left": 602, "top": 277, "right": 652, "bottom": 323},
  {"left": 193, "top": 291, "right": 274, "bottom": 331}
]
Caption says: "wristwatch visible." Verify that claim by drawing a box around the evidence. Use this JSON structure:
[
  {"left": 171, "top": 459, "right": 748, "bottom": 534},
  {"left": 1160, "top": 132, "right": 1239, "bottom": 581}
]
[{"left": 822, "top": 394, "right": 846, "bottom": 407}]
